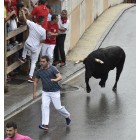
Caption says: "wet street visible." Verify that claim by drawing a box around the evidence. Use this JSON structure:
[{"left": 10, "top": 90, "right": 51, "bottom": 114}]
[{"left": 4, "top": 7, "right": 136, "bottom": 140}]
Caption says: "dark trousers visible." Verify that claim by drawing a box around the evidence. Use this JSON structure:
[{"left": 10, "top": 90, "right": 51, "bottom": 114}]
[{"left": 54, "top": 34, "right": 66, "bottom": 63}]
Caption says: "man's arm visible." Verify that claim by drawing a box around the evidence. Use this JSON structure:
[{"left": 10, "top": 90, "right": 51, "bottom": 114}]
[
  {"left": 33, "top": 78, "right": 39, "bottom": 99},
  {"left": 4, "top": 11, "right": 16, "bottom": 23},
  {"left": 51, "top": 73, "right": 62, "bottom": 82},
  {"left": 21, "top": 9, "right": 27, "bottom": 22},
  {"left": 47, "top": 32, "right": 58, "bottom": 36},
  {"left": 21, "top": 9, "right": 35, "bottom": 28},
  {"left": 59, "top": 21, "right": 69, "bottom": 32},
  {"left": 22, "top": 7, "right": 33, "bottom": 20},
  {"left": 59, "top": 27, "right": 67, "bottom": 32}
]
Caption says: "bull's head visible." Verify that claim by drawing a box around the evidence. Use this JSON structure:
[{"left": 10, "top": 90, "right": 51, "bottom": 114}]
[{"left": 95, "top": 58, "right": 104, "bottom": 64}]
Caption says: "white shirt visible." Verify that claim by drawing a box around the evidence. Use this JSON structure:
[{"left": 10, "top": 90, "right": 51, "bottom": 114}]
[
  {"left": 47, "top": 13, "right": 52, "bottom": 21},
  {"left": 58, "top": 15, "right": 69, "bottom": 34},
  {"left": 10, "top": 19, "right": 17, "bottom": 31},
  {"left": 26, "top": 20, "right": 46, "bottom": 49}
]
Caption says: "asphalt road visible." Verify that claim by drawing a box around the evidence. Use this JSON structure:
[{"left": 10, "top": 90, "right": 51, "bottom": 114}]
[{"left": 4, "top": 6, "right": 136, "bottom": 140}]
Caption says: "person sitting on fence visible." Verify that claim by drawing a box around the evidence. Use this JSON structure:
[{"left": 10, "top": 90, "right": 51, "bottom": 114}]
[{"left": 18, "top": 9, "right": 46, "bottom": 83}]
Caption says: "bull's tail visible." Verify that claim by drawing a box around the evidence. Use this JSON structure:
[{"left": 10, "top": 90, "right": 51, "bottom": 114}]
[{"left": 74, "top": 60, "right": 84, "bottom": 65}]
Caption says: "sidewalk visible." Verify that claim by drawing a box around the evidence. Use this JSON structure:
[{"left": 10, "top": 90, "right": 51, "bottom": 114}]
[{"left": 4, "top": 3, "right": 135, "bottom": 121}]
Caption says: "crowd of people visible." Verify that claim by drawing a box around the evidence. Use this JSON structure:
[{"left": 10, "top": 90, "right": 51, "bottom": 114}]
[{"left": 4, "top": 0, "right": 70, "bottom": 83}]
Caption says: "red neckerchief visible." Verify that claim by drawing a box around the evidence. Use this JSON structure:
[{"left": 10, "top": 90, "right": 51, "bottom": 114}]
[{"left": 61, "top": 17, "right": 67, "bottom": 24}]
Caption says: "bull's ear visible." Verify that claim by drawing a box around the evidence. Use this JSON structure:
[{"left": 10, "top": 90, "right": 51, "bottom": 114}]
[{"left": 95, "top": 58, "right": 104, "bottom": 64}]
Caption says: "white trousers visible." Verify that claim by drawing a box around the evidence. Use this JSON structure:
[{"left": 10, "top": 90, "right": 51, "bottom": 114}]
[
  {"left": 41, "top": 90, "right": 70, "bottom": 125},
  {"left": 41, "top": 44, "right": 55, "bottom": 64},
  {"left": 22, "top": 43, "right": 41, "bottom": 77}
]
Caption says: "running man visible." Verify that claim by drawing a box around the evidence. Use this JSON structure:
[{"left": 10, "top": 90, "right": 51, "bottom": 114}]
[{"left": 33, "top": 56, "right": 71, "bottom": 131}]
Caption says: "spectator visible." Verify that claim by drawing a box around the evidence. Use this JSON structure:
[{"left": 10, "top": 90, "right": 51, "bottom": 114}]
[
  {"left": 41, "top": 14, "right": 59, "bottom": 64},
  {"left": 53, "top": 10, "right": 69, "bottom": 67},
  {"left": 18, "top": 9, "right": 46, "bottom": 83},
  {"left": 33, "top": 56, "right": 71, "bottom": 131},
  {"left": 9, "top": 0, "right": 18, "bottom": 32},
  {"left": 5, "top": 0, "right": 19, "bottom": 47},
  {"left": 29, "top": 0, "right": 49, "bottom": 30},
  {"left": 5, "top": 0, "right": 19, "bottom": 50},
  {"left": 4, "top": 0, "right": 16, "bottom": 23},
  {"left": 10, "top": 0, "right": 18, "bottom": 15},
  {"left": 5, "top": 121, "right": 32, "bottom": 140}
]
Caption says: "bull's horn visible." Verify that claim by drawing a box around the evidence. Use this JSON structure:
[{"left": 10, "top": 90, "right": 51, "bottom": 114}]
[{"left": 95, "top": 58, "right": 104, "bottom": 64}]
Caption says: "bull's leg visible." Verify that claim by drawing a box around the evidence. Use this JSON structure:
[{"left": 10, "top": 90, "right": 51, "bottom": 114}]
[
  {"left": 113, "top": 65, "right": 124, "bottom": 92},
  {"left": 85, "top": 77, "right": 91, "bottom": 93},
  {"left": 113, "top": 67, "right": 122, "bottom": 91},
  {"left": 99, "top": 74, "right": 108, "bottom": 88}
]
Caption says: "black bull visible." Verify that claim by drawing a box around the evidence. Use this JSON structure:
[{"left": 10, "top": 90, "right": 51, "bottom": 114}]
[{"left": 76, "top": 46, "right": 126, "bottom": 93}]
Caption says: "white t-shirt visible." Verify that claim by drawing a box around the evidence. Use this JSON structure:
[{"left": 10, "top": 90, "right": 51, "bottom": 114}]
[
  {"left": 10, "top": 19, "right": 17, "bottom": 31},
  {"left": 26, "top": 20, "right": 46, "bottom": 49},
  {"left": 47, "top": 13, "right": 52, "bottom": 21},
  {"left": 58, "top": 15, "right": 69, "bottom": 34}
]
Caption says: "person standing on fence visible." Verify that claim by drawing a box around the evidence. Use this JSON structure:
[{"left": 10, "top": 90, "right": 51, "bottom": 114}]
[
  {"left": 53, "top": 10, "right": 69, "bottom": 67},
  {"left": 5, "top": 121, "right": 32, "bottom": 140},
  {"left": 29, "top": 0, "right": 49, "bottom": 66},
  {"left": 33, "top": 56, "right": 71, "bottom": 131},
  {"left": 41, "top": 14, "right": 59, "bottom": 64},
  {"left": 18, "top": 9, "right": 46, "bottom": 83}
]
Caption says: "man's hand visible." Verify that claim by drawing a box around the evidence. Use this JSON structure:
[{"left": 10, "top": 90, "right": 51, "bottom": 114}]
[
  {"left": 47, "top": 32, "right": 58, "bottom": 36},
  {"left": 47, "top": 32, "right": 53, "bottom": 36},
  {"left": 11, "top": 10, "right": 16, "bottom": 15},
  {"left": 10, "top": 11, "right": 16, "bottom": 16},
  {"left": 21, "top": 9, "right": 25, "bottom": 14},
  {"left": 33, "top": 92, "right": 37, "bottom": 99}
]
